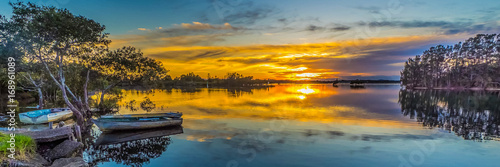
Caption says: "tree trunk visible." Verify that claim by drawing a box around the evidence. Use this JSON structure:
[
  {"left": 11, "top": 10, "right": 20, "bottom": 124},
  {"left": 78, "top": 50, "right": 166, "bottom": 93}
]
[
  {"left": 99, "top": 82, "right": 120, "bottom": 108},
  {"left": 24, "top": 73, "right": 44, "bottom": 109},
  {"left": 38, "top": 53, "right": 86, "bottom": 129},
  {"left": 83, "top": 70, "right": 91, "bottom": 111},
  {"left": 99, "top": 89, "right": 107, "bottom": 108},
  {"left": 37, "top": 87, "right": 44, "bottom": 109}
]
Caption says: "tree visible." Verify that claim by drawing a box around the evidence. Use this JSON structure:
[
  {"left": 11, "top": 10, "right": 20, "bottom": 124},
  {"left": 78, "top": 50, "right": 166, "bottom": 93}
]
[
  {"left": 1, "top": 2, "right": 111, "bottom": 127},
  {"left": 88, "top": 46, "right": 168, "bottom": 108},
  {"left": 401, "top": 34, "right": 500, "bottom": 90},
  {"left": 1, "top": 3, "right": 172, "bottom": 129}
]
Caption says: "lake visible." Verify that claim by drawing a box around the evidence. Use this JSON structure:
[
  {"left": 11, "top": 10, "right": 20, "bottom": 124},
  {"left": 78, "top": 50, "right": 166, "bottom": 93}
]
[{"left": 83, "top": 84, "right": 500, "bottom": 167}]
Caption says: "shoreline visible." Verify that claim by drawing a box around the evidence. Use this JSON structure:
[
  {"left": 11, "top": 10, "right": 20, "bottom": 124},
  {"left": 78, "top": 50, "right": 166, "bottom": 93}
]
[{"left": 409, "top": 87, "right": 500, "bottom": 91}]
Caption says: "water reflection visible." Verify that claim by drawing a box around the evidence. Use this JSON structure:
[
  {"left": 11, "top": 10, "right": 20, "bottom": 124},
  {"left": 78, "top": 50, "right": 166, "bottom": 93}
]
[
  {"left": 399, "top": 89, "right": 500, "bottom": 140},
  {"left": 114, "top": 85, "right": 407, "bottom": 128},
  {"left": 76, "top": 85, "right": 500, "bottom": 166},
  {"left": 85, "top": 126, "right": 183, "bottom": 167}
]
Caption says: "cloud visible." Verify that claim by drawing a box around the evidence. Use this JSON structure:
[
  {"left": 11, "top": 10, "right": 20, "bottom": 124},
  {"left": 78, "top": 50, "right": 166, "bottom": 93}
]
[
  {"left": 359, "top": 20, "right": 470, "bottom": 28},
  {"left": 303, "top": 24, "right": 351, "bottom": 33},
  {"left": 137, "top": 35, "right": 462, "bottom": 79},
  {"left": 354, "top": 6, "right": 382, "bottom": 14},
  {"left": 179, "top": 22, "right": 235, "bottom": 30},
  {"left": 110, "top": 33, "right": 230, "bottom": 48},
  {"left": 388, "top": 62, "right": 405, "bottom": 67},
  {"left": 110, "top": 22, "right": 242, "bottom": 48},
  {"left": 331, "top": 26, "right": 351, "bottom": 31},
  {"left": 213, "top": 1, "right": 277, "bottom": 25},
  {"left": 306, "top": 25, "right": 325, "bottom": 31},
  {"left": 358, "top": 20, "right": 499, "bottom": 34}
]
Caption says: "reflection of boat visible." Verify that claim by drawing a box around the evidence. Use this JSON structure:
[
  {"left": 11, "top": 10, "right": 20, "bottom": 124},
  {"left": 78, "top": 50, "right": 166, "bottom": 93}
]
[
  {"left": 349, "top": 85, "right": 365, "bottom": 89},
  {"left": 332, "top": 80, "right": 339, "bottom": 86},
  {"left": 19, "top": 108, "right": 72, "bottom": 124},
  {"left": 93, "top": 112, "right": 183, "bottom": 132},
  {"left": 95, "top": 126, "right": 183, "bottom": 145},
  {"left": 87, "top": 127, "right": 176, "bottom": 167},
  {"left": 349, "top": 80, "right": 366, "bottom": 89}
]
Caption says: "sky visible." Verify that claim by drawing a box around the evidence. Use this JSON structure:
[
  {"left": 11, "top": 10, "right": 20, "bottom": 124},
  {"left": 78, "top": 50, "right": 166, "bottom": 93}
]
[{"left": 2, "top": 0, "right": 500, "bottom": 80}]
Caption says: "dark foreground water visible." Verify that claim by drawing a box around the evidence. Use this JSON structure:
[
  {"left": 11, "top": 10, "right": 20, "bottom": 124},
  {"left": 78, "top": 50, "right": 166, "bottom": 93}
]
[{"left": 79, "top": 84, "right": 500, "bottom": 166}]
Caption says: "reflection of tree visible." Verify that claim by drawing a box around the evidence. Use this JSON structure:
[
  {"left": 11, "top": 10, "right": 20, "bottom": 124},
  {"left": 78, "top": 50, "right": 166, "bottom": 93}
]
[
  {"left": 85, "top": 136, "right": 171, "bottom": 167},
  {"left": 399, "top": 90, "right": 500, "bottom": 140},
  {"left": 83, "top": 126, "right": 182, "bottom": 167},
  {"left": 140, "top": 97, "right": 156, "bottom": 112},
  {"left": 125, "top": 100, "right": 138, "bottom": 112},
  {"left": 227, "top": 87, "right": 253, "bottom": 97}
]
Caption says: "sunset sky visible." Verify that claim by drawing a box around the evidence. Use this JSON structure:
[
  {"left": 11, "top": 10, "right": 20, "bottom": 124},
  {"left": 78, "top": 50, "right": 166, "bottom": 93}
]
[{"left": 2, "top": 0, "right": 500, "bottom": 80}]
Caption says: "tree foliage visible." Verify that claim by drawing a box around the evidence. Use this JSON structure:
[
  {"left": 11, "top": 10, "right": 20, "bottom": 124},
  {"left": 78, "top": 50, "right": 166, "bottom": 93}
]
[
  {"left": 0, "top": 2, "right": 170, "bottom": 128},
  {"left": 401, "top": 34, "right": 500, "bottom": 89}
]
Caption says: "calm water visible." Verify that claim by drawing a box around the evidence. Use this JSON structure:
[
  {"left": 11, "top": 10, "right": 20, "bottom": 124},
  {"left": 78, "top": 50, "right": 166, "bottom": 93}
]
[{"left": 83, "top": 84, "right": 500, "bottom": 167}]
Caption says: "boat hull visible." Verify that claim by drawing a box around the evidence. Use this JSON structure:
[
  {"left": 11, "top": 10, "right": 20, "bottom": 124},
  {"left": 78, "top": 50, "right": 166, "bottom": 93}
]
[
  {"left": 19, "top": 109, "right": 73, "bottom": 124},
  {"left": 93, "top": 118, "right": 183, "bottom": 132},
  {"left": 95, "top": 126, "right": 183, "bottom": 145},
  {"left": 99, "top": 112, "right": 182, "bottom": 119}
]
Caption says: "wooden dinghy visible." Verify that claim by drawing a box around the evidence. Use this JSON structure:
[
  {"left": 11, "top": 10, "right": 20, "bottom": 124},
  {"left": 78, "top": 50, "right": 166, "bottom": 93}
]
[
  {"left": 99, "top": 112, "right": 182, "bottom": 119},
  {"left": 93, "top": 112, "right": 183, "bottom": 132},
  {"left": 95, "top": 126, "right": 183, "bottom": 145},
  {"left": 19, "top": 108, "right": 73, "bottom": 124}
]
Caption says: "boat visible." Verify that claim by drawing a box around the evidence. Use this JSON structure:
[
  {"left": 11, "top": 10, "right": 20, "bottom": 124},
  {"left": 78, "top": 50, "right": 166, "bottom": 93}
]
[
  {"left": 93, "top": 112, "right": 183, "bottom": 132},
  {"left": 19, "top": 108, "right": 73, "bottom": 124},
  {"left": 99, "top": 112, "right": 182, "bottom": 119},
  {"left": 95, "top": 126, "right": 183, "bottom": 145}
]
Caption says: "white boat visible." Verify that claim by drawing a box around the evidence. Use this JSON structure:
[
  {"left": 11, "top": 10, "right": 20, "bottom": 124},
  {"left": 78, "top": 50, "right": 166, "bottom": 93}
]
[{"left": 19, "top": 108, "right": 73, "bottom": 124}]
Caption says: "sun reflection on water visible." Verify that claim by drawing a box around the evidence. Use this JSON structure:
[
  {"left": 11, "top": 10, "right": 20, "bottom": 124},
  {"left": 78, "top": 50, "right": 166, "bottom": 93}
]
[
  {"left": 111, "top": 84, "right": 422, "bottom": 143},
  {"left": 297, "top": 87, "right": 316, "bottom": 94}
]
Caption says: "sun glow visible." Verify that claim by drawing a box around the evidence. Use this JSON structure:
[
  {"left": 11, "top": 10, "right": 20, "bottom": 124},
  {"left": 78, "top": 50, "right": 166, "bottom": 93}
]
[
  {"left": 297, "top": 86, "right": 316, "bottom": 94},
  {"left": 297, "top": 95, "right": 306, "bottom": 100},
  {"left": 289, "top": 67, "right": 308, "bottom": 71},
  {"left": 293, "top": 73, "right": 321, "bottom": 80}
]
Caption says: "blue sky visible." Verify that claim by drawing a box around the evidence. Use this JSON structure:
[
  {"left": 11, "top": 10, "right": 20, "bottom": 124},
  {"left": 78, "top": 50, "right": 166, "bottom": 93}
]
[{"left": 2, "top": 0, "right": 500, "bottom": 80}]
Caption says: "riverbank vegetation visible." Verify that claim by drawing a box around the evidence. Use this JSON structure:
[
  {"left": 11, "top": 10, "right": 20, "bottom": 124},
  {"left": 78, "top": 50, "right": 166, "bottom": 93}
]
[
  {"left": 0, "top": 133, "right": 36, "bottom": 161},
  {"left": 400, "top": 34, "right": 500, "bottom": 90},
  {"left": 164, "top": 72, "right": 270, "bottom": 87},
  {"left": 0, "top": 2, "right": 169, "bottom": 129}
]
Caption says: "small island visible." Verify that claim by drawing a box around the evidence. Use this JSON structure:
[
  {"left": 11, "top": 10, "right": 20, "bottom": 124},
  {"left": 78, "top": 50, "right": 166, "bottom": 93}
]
[{"left": 400, "top": 34, "right": 500, "bottom": 90}]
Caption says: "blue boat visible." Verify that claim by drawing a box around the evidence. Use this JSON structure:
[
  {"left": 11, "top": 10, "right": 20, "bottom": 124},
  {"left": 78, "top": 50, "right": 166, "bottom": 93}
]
[{"left": 19, "top": 108, "right": 73, "bottom": 124}]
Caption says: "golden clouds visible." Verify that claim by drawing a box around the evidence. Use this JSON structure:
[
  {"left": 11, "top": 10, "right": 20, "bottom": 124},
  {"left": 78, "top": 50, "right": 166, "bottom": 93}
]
[
  {"left": 179, "top": 22, "right": 234, "bottom": 30},
  {"left": 111, "top": 29, "right": 459, "bottom": 80}
]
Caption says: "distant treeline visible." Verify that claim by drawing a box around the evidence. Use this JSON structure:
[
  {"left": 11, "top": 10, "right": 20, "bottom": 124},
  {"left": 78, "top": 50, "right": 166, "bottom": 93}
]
[
  {"left": 160, "top": 72, "right": 270, "bottom": 87},
  {"left": 152, "top": 72, "right": 400, "bottom": 87},
  {"left": 401, "top": 34, "right": 500, "bottom": 89}
]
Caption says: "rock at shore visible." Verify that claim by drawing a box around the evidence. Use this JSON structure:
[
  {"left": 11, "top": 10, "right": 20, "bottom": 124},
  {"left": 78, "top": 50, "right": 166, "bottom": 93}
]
[
  {"left": 50, "top": 157, "right": 88, "bottom": 167},
  {"left": 19, "top": 126, "right": 73, "bottom": 143},
  {"left": 33, "top": 154, "right": 51, "bottom": 166},
  {"left": 47, "top": 140, "right": 83, "bottom": 161},
  {"left": 5, "top": 154, "right": 50, "bottom": 167}
]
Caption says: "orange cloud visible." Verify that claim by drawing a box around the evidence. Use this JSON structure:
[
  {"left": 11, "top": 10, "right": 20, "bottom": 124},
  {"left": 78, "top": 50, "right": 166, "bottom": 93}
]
[
  {"left": 110, "top": 34, "right": 464, "bottom": 80},
  {"left": 179, "top": 22, "right": 234, "bottom": 30}
]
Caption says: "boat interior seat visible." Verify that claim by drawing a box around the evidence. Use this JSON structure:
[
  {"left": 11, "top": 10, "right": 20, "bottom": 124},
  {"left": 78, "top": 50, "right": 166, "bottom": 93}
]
[{"left": 23, "top": 109, "right": 52, "bottom": 118}]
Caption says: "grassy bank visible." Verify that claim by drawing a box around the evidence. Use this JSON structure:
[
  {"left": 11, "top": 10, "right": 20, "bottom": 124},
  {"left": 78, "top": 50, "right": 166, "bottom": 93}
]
[{"left": 0, "top": 132, "right": 36, "bottom": 161}]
